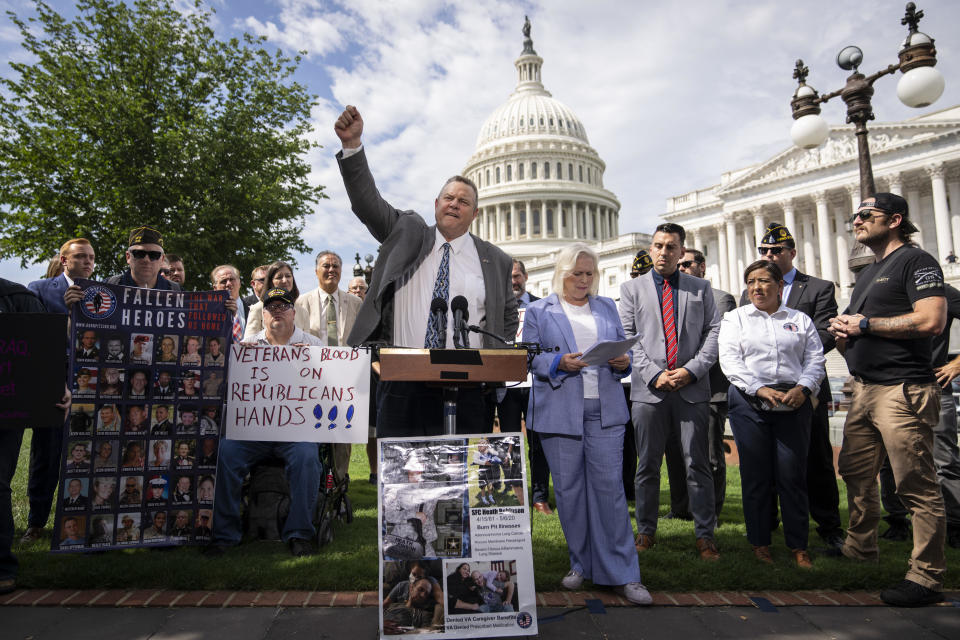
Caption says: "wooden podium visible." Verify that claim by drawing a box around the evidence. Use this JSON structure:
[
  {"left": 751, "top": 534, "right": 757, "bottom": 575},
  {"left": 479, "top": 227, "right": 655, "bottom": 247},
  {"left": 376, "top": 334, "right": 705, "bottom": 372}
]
[{"left": 378, "top": 348, "right": 528, "bottom": 434}]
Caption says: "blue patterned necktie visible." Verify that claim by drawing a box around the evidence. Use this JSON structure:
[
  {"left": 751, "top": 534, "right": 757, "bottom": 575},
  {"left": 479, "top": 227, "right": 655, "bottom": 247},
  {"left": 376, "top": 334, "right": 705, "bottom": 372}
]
[{"left": 424, "top": 242, "right": 451, "bottom": 348}]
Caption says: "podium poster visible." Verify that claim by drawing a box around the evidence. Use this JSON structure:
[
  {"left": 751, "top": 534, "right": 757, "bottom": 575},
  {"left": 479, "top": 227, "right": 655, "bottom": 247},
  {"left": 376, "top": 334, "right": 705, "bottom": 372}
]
[
  {"left": 379, "top": 434, "right": 537, "bottom": 638},
  {"left": 52, "top": 279, "right": 231, "bottom": 551},
  {"left": 225, "top": 344, "right": 369, "bottom": 443},
  {"left": 0, "top": 313, "right": 67, "bottom": 429}
]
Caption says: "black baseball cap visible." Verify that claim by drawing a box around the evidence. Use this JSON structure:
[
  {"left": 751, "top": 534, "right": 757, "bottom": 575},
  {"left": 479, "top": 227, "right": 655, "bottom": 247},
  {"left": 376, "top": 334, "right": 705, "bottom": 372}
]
[{"left": 862, "top": 193, "right": 917, "bottom": 233}]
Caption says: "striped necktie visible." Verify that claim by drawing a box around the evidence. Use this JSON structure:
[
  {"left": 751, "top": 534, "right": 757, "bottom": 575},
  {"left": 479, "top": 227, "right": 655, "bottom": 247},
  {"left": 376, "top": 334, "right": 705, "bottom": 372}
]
[
  {"left": 424, "top": 243, "right": 451, "bottom": 348},
  {"left": 662, "top": 279, "right": 678, "bottom": 370}
]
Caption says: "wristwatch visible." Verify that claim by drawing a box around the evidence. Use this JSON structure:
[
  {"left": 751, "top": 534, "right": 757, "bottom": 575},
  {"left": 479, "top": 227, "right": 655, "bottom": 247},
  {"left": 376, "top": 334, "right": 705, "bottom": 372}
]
[
  {"left": 801, "top": 386, "right": 812, "bottom": 397},
  {"left": 858, "top": 317, "right": 870, "bottom": 334}
]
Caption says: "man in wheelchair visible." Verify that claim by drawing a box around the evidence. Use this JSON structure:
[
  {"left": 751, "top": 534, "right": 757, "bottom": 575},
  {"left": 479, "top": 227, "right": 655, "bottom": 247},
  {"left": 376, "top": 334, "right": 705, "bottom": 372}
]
[{"left": 202, "top": 288, "right": 325, "bottom": 557}]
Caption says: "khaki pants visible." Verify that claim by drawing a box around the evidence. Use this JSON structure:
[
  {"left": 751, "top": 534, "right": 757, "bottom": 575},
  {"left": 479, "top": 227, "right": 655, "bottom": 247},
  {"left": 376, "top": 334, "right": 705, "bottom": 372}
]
[{"left": 838, "top": 379, "right": 946, "bottom": 590}]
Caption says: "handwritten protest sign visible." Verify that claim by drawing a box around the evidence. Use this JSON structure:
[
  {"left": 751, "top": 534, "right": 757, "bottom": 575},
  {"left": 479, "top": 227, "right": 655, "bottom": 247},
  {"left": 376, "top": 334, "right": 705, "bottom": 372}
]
[
  {"left": 226, "top": 344, "right": 370, "bottom": 443},
  {"left": 0, "top": 313, "right": 67, "bottom": 429},
  {"left": 52, "top": 279, "right": 231, "bottom": 551}
]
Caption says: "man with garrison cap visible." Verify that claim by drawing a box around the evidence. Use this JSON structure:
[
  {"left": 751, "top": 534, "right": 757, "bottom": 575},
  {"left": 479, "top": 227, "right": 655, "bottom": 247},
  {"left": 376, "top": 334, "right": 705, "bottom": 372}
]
[
  {"left": 630, "top": 250, "right": 653, "bottom": 279},
  {"left": 740, "top": 221, "right": 843, "bottom": 550}
]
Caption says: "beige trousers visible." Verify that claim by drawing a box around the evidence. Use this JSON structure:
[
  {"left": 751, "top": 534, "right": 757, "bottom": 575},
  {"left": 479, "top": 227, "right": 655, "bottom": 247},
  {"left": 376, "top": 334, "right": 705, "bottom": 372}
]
[{"left": 838, "top": 379, "right": 946, "bottom": 590}]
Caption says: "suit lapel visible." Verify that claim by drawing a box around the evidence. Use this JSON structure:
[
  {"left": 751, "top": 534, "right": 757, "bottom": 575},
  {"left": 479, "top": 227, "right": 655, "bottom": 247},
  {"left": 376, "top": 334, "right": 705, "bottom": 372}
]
[
  {"left": 787, "top": 271, "right": 807, "bottom": 308},
  {"left": 546, "top": 295, "right": 577, "bottom": 352}
]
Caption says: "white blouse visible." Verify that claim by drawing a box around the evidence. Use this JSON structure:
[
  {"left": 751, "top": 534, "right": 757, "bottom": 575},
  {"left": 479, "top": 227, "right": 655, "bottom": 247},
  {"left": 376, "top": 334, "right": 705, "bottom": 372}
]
[
  {"left": 560, "top": 299, "right": 599, "bottom": 399},
  {"left": 718, "top": 303, "right": 825, "bottom": 397}
]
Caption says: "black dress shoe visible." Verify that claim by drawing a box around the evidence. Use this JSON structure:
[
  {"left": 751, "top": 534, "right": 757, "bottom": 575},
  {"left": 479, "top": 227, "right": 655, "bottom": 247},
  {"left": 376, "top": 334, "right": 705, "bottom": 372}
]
[
  {"left": 820, "top": 532, "right": 844, "bottom": 550},
  {"left": 947, "top": 527, "right": 960, "bottom": 549},
  {"left": 880, "top": 579, "right": 944, "bottom": 607},
  {"left": 662, "top": 511, "right": 693, "bottom": 521},
  {"left": 880, "top": 521, "right": 911, "bottom": 542},
  {"left": 289, "top": 537, "right": 315, "bottom": 557}
]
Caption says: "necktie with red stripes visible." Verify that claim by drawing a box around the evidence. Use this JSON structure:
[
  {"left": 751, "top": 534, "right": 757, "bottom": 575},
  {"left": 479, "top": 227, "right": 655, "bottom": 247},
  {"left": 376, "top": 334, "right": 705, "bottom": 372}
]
[{"left": 662, "top": 280, "right": 677, "bottom": 370}]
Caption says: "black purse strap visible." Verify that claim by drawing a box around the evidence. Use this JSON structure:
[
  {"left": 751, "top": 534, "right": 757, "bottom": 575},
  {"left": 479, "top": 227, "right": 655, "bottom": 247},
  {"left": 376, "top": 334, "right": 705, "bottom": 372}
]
[{"left": 847, "top": 247, "right": 910, "bottom": 315}]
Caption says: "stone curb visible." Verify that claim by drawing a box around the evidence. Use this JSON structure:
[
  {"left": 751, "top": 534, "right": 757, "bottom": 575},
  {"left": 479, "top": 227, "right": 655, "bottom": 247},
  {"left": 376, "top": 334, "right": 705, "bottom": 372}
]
[{"left": 2, "top": 588, "right": 957, "bottom": 608}]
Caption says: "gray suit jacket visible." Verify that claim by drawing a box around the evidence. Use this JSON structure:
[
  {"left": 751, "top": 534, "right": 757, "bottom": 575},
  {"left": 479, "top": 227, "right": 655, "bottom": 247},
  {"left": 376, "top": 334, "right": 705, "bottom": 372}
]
[
  {"left": 337, "top": 149, "right": 518, "bottom": 347},
  {"left": 619, "top": 270, "right": 720, "bottom": 404},
  {"left": 709, "top": 288, "right": 736, "bottom": 401},
  {"left": 296, "top": 287, "right": 363, "bottom": 345}
]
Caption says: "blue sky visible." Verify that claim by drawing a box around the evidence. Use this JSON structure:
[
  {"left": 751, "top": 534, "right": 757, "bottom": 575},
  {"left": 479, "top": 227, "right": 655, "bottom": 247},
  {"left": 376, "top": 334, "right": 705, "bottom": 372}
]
[{"left": 2, "top": 0, "right": 959, "bottom": 291}]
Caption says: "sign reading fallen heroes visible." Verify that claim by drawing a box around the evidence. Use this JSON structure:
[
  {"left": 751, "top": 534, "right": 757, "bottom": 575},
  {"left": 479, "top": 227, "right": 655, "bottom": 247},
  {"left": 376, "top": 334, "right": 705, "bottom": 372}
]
[
  {"left": 226, "top": 344, "right": 369, "bottom": 443},
  {"left": 0, "top": 313, "right": 67, "bottom": 429},
  {"left": 379, "top": 434, "right": 537, "bottom": 638},
  {"left": 52, "top": 279, "right": 231, "bottom": 551}
]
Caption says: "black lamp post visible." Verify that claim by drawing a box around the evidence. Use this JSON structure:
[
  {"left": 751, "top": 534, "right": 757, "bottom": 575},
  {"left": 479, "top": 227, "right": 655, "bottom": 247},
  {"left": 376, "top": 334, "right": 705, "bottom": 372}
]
[{"left": 789, "top": 2, "right": 945, "bottom": 270}]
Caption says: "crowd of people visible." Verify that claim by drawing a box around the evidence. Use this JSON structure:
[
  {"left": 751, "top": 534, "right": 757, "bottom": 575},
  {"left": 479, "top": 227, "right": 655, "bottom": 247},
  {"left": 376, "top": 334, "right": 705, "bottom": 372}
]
[{"left": 0, "top": 106, "right": 958, "bottom": 611}]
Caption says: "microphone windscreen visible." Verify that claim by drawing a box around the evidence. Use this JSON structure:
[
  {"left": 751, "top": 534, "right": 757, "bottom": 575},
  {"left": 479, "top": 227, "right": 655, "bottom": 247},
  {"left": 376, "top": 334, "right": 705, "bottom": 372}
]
[
  {"left": 451, "top": 295, "right": 468, "bottom": 316},
  {"left": 430, "top": 297, "right": 448, "bottom": 313}
]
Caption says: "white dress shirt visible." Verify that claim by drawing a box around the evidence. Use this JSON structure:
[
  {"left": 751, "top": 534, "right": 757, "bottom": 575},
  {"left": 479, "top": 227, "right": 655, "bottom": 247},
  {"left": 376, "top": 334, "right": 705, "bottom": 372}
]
[
  {"left": 316, "top": 288, "right": 345, "bottom": 345},
  {"left": 393, "top": 228, "right": 485, "bottom": 348},
  {"left": 718, "top": 303, "right": 825, "bottom": 397}
]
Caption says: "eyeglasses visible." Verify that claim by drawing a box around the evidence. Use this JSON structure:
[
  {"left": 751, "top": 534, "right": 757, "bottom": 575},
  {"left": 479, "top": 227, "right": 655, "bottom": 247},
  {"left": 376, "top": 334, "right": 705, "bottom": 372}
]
[
  {"left": 130, "top": 249, "right": 163, "bottom": 261},
  {"left": 757, "top": 246, "right": 785, "bottom": 256},
  {"left": 264, "top": 302, "right": 293, "bottom": 314},
  {"left": 851, "top": 208, "right": 889, "bottom": 223}
]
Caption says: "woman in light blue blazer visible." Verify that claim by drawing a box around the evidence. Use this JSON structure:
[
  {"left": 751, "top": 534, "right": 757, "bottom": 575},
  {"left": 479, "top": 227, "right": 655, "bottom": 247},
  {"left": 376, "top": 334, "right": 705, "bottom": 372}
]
[{"left": 523, "top": 243, "right": 650, "bottom": 605}]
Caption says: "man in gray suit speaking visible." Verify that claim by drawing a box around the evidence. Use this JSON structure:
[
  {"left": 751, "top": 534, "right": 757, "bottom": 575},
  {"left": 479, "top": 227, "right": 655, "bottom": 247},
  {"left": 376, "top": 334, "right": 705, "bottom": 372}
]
[
  {"left": 334, "top": 105, "right": 518, "bottom": 437},
  {"left": 620, "top": 223, "right": 721, "bottom": 560}
]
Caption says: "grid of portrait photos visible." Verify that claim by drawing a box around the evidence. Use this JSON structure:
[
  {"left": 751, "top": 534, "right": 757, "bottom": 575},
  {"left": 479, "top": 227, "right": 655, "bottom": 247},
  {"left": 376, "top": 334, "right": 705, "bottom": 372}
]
[
  {"left": 53, "top": 292, "right": 231, "bottom": 551},
  {"left": 379, "top": 435, "right": 536, "bottom": 638}
]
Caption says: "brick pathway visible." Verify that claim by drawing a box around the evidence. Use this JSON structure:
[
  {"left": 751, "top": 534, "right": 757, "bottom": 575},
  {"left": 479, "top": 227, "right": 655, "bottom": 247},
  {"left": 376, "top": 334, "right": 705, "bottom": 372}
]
[{"left": 3, "top": 587, "right": 957, "bottom": 608}]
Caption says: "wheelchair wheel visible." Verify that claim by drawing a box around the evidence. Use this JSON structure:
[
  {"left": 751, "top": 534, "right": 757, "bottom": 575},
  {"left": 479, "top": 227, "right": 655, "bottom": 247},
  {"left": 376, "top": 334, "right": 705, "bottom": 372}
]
[
  {"left": 341, "top": 494, "right": 354, "bottom": 524},
  {"left": 317, "top": 512, "right": 334, "bottom": 547}
]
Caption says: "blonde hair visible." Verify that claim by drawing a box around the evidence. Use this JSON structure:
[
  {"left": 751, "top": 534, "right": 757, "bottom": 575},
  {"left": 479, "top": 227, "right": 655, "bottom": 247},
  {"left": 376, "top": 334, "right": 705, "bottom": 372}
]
[{"left": 551, "top": 243, "right": 600, "bottom": 298}]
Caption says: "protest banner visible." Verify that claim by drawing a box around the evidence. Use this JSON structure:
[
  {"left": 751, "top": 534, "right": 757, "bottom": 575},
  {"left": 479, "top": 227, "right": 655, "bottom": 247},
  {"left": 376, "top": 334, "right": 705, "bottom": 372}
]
[
  {"left": 0, "top": 313, "right": 67, "bottom": 428},
  {"left": 52, "top": 279, "right": 230, "bottom": 551},
  {"left": 379, "top": 434, "right": 537, "bottom": 638},
  {"left": 226, "top": 344, "right": 369, "bottom": 443}
]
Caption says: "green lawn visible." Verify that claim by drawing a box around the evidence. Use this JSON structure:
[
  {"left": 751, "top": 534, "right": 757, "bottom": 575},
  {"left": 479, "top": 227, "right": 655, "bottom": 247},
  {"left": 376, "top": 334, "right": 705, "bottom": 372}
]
[{"left": 9, "top": 436, "right": 959, "bottom": 591}]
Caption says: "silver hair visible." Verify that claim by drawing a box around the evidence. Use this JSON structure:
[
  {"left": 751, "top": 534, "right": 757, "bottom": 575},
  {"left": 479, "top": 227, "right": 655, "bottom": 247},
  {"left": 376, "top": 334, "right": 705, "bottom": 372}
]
[{"left": 550, "top": 242, "right": 600, "bottom": 298}]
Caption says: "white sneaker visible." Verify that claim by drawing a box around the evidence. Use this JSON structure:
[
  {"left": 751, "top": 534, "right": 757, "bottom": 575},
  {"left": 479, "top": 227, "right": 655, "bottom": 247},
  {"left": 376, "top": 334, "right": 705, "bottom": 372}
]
[
  {"left": 561, "top": 570, "right": 584, "bottom": 590},
  {"left": 615, "top": 582, "right": 652, "bottom": 605}
]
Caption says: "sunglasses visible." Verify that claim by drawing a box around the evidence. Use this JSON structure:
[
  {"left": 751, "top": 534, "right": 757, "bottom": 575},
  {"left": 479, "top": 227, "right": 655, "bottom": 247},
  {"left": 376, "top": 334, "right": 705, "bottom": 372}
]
[
  {"left": 851, "top": 208, "right": 889, "bottom": 223},
  {"left": 264, "top": 302, "right": 293, "bottom": 313},
  {"left": 757, "top": 246, "right": 785, "bottom": 256},
  {"left": 130, "top": 249, "right": 163, "bottom": 261},
  {"left": 679, "top": 260, "right": 701, "bottom": 269}
]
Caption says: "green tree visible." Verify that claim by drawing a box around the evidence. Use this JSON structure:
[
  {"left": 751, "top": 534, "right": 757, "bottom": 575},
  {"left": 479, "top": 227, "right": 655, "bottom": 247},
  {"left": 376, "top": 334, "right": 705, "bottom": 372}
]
[{"left": 0, "top": 0, "right": 323, "bottom": 290}]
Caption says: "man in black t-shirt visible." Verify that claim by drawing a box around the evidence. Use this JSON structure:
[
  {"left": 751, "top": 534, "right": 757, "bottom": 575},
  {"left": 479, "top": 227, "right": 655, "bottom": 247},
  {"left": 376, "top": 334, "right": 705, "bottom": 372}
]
[{"left": 829, "top": 193, "right": 947, "bottom": 607}]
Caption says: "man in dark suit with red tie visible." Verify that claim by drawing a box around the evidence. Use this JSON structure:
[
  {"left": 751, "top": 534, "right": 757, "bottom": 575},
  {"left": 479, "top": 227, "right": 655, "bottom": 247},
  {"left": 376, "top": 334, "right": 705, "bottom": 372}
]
[{"left": 739, "top": 222, "right": 843, "bottom": 550}]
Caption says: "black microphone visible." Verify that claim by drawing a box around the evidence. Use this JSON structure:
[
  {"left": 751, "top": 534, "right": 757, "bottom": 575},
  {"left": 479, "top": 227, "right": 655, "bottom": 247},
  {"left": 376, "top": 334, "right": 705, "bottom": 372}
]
[
  {"left": 451, "top": 295, "right": 469, "bottom": 348},
  {"left": 429, "top": 297, "right": 448, "bottom": 348}
]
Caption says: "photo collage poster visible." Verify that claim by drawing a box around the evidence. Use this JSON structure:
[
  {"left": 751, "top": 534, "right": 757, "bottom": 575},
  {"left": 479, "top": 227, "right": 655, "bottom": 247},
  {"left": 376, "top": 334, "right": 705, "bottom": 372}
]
[
  {"left": 52, "top": 279, "right": 231, "bottom": 551},
  {"left": 379, "top": 434, "right": 537, "bottom": 638}
]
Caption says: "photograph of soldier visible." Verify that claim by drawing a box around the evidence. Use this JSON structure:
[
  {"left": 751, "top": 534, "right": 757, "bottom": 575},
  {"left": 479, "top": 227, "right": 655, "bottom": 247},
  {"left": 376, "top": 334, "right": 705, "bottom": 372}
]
[
  {"left": 120, "top": 440, "right": 145, "bottom": 470},
  {"left": 102, "top": 335, "right": 126, "bottom": 363},
  {"left": 173, "top": 440, "right": 195, "bottom": 468},
  {"left": 90, "top": 477, "right": 116, "bottom": 510},
  {"left": 180, "top": 335, "right": 202, "bottom": 366},
  {"left": 89, "top": 514, "right": 114, "bottom": 545},
  {"left": 76, "top": 330, "right": 99, "bottom": 360},
  {"left": 470, "top": 438, "right": 502, "bottom": 507},
  {"left": 156, "top": 334, "right": 179, "bottom": 364},
  {"left": 197, "top": 475, "right": 215, "bottom": 503},
  {"left": 96, "top": 403, "right": 121, "bottom": 434},
  {"left": 146, "top": 475, "right": 169, "bottom": 503},
  {"left": 61, "top": 478, "right": 89, "bottom": 510},
  {"left": 116, "top": 513, "right": 141, "bottom": 544},
  {"left": 98, "top": 368, "right": 123, "bottom": 396},
  {"left": 142, "top": 510, "right": 168, "bottom": 542},
  {"left": 204, "top": 336, "right": 224, "bottom": 366},
  {"left": 177, "top": 406, "right": 199, "bottom": 435},
  {"left": 199, "top": 405, "right": 219, "bottom": 435},
  {"left": 197, "top": 437, "right": 217, "bottom": 467},
  {"left": 150, "top": 405, "right": 173, "bottom": 436},
  {"left": 194, "top": 509, "right": 213, "bottom": 539},
  {"left": 59, "top": 515, "right": 86, "bottom": 546},
  {"left": 74, "top": 367, "right": 96, "bottom": 397},
  {"left": 69, "top": 404, "right": 95, "bottom": 435},
  {"left": 126, "top": 368, "right": 150, "bottom": 400},
  {"left": 118, "top": 476, "right": 142, "bottom": 506},
  {"left": 148, "top": 440, "right": 171, "bottom": 468},
  {"left": 170, "top": 510, "right": 193, "bottom": 538},
  {"left": 123, "top": 404, "right": 149, "bottom": 435},
  {"left": 201, "top": 370, "right": 223, "bottom": 397},
  {"left": 130, "top": 333, "right": 153, "bottom": 365},
  {"left": 179, "top": 370, "right": 201, "bottom": 399},
  {"left": 153, "top": 370, "right": 175, "bottom": 398},
  {"left": 382, "top": 454, "right": 439, "bottom": 559},
  {"left": 172, "top": 475, "right": 192, "bottom": 503},
  {"left": 64, "top": 440, "right": 91, "bottom": 472},
  {"left": 93, "top": 440, "right": 118, "bottom": 471}
]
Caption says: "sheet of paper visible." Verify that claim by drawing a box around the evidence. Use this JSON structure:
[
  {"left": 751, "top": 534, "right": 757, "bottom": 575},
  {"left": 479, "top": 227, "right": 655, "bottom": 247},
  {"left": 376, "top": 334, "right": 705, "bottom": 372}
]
[{"left": 577, "top": 334, "right": 641, "bottom": 366}]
